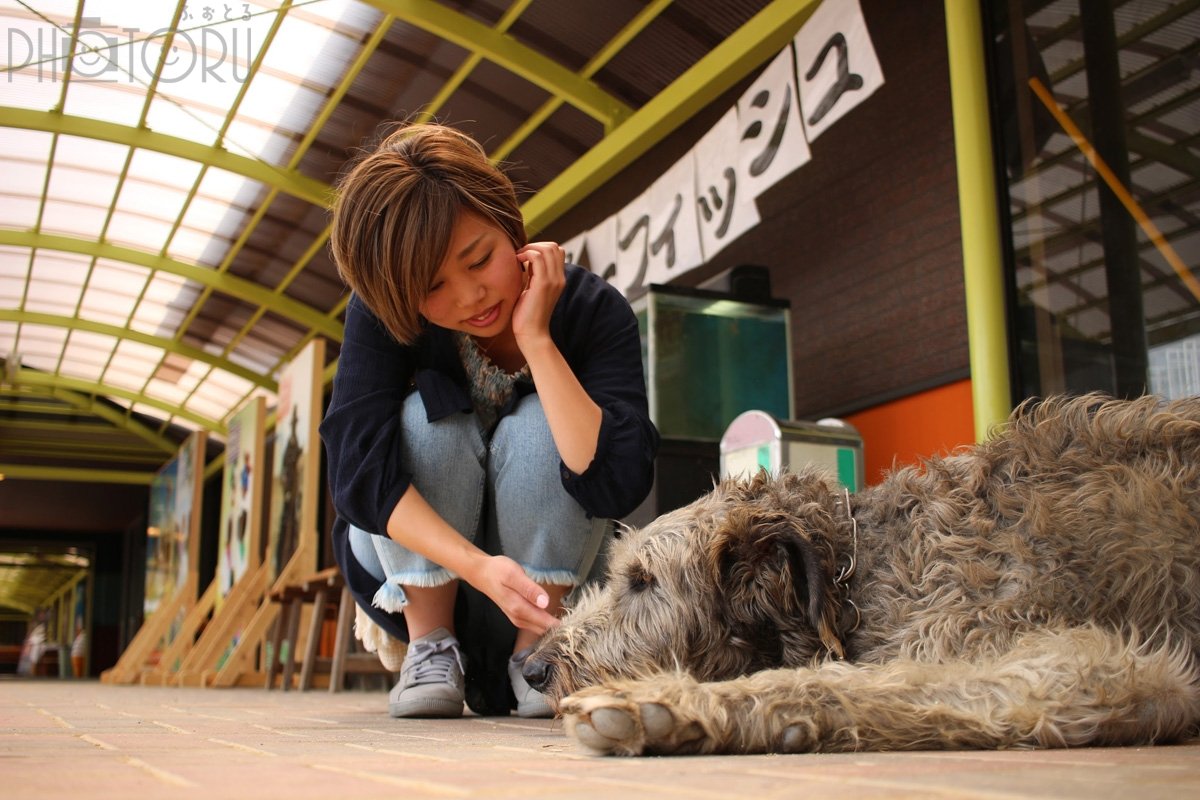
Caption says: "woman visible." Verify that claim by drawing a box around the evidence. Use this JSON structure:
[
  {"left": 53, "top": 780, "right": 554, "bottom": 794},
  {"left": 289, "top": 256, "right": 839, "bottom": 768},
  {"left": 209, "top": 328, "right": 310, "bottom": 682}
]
[{"left": 320, "top": 123, "right": 658, "bottom": 718}]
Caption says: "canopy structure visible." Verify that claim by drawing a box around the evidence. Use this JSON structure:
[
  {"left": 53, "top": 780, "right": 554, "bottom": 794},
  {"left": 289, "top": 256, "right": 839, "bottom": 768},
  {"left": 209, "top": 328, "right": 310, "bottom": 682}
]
[
  {"left": 0, "top": 0, "right": 817, "bottom": 481},
  {"left": 1, "top": 0, "right": 1198, "bottom": 615}
]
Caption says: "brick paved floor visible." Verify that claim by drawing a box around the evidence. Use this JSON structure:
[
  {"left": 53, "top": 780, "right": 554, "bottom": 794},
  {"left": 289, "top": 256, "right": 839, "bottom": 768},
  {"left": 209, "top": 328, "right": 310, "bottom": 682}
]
[{"left": 3, "top": 677, "right": 1199, "bottom": 799}]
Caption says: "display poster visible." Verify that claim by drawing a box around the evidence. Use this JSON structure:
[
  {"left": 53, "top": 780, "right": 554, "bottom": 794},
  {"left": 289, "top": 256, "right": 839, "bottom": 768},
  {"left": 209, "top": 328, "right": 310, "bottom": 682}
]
[
  {"left": 215, "top": 395, "right": 266, "bottom": 610},
  {"left": 143, "top": 454, "right": 177, "bottom": 617},
  {"left": 142, "top": 431, "right": 205, "bottom": 616},
  {"left": 266, "top": 339, "right": 324, "bottom": 581}
]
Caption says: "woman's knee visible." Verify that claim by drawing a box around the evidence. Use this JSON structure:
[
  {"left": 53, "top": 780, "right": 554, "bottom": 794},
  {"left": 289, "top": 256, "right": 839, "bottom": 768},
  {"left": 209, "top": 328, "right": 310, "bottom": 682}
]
[
  {"left": 400, "top": 392, "right": 486, "bottom": 473},
  {"left": 490, "top": 395, "right": 556, "bottom": 468}
]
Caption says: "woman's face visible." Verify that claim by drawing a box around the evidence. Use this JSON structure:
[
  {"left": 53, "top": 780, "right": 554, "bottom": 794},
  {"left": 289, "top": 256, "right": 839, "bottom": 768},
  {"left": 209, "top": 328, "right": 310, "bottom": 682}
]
[{"left": 418, "top": 210, "right": 524, "bottom": 341}]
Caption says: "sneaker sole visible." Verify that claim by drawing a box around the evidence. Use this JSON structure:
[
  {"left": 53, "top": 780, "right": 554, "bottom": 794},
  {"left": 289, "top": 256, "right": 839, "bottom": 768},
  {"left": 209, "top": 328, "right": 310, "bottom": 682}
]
[
  {"left": 389, "top": 697, "right": 464, "bottom": 718},
  {"left": 514, "top": 699, "right": 554, "bottom": 719}
]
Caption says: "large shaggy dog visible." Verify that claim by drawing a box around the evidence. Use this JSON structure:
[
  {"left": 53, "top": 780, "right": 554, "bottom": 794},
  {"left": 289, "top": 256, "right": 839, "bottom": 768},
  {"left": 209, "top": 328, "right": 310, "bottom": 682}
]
[{"left": 522, "top": 394, "right": 1200, "bottom": 755}]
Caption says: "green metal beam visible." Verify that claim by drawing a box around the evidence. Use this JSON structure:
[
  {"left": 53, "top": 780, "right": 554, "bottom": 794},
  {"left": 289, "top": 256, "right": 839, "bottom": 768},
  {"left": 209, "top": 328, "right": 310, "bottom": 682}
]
[
  {"left": 944, "top": 0, "right": 1012, "bottom": 440},
  {"left": 364, "top": 0, "right": 632, "bottom": 129},
  {"left": 0, "top": 230, "right": 343, "bottom": 342},
  {"left": 45, "top": 387, "right": 178, "bottom": 453},
  {"left": 491, "top": 0, "right": 672, "bottom": 163},
  {"left": 1, "top": 383, "right": 179, "bottom": 454},
  {"left": 0, "top": 106, "right": 333, "bottom": 208},
  {"left": 0, "top": 441, "right": 166, "bottom": 463},
  {"left": 414, "top": 0, "right": 533, "bottom": 126},
  {"left": 12, "top": 369, "right": 222, "bottom": 433},
  {"left": 0, "top": 418, "right": 160, "bottom": 438},
  {"left": 520, "top": 0, "right": 823, "bottom": 235},
  {"left": 0, "top": 398, "right": 78, "bottom": 414},
  {"left": 0, "top": 464, "right": 153, "bottom": 485},
  {"left": 0, "top": 310, "right": 276, "bottom": 392}
]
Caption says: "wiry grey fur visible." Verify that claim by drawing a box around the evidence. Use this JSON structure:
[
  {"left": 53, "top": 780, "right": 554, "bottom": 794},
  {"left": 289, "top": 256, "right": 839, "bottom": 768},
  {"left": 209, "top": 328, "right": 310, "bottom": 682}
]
[{"left": 522, "top": 394, "right": 1200, "bottom": 755}]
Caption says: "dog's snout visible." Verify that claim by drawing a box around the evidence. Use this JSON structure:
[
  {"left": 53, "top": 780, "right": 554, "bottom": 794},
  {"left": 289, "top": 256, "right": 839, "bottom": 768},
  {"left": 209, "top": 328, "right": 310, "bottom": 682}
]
[{"left": 522, "top": 656, "right": 553, "bottom": 692}]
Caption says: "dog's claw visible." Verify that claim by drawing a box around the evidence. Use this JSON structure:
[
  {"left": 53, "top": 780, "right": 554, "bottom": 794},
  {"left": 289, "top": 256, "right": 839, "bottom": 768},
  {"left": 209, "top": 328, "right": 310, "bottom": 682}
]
[{"left": 590, "top": 706, "right": 636, "bottom": 741}]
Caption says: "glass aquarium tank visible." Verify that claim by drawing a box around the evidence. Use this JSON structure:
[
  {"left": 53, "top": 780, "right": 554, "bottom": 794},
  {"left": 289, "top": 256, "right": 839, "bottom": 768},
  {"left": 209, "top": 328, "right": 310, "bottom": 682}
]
[{"left": 633, "top": 285, "right": 793, "bottom": 442}]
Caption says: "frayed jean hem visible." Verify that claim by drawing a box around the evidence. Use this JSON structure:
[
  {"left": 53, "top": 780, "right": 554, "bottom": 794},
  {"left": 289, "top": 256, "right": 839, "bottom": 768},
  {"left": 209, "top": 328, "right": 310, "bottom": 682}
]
[
  {"left": 370, "top": 569, "right": 457, "bottom": 613},
  {"left": 522, "top": 568, "right": 583, "bottom": 588}
]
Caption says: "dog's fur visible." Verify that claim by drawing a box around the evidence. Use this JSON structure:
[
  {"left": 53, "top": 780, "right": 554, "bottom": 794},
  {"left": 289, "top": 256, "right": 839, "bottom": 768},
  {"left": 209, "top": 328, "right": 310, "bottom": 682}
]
[{"left": 523, "top": 394, "right": 1200, "bottom": 755}]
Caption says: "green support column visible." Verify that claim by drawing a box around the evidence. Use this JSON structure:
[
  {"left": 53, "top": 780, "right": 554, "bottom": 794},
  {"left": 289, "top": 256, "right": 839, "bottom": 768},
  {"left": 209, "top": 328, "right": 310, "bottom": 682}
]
[{"left": 944, "top": 0, "right": 1012, "bottom": 441}]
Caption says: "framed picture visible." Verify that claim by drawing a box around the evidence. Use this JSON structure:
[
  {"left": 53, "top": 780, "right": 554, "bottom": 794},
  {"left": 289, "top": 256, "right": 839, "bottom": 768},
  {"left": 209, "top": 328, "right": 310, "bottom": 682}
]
[
  {"left": 267, "top": 339, "right": 324, "bottom": 581},
  {"left": 215, "top": 396, "right": 266, "bottom": 609},
  {"left": 142, "top": 431, "right": 206, "bottom": 664},
  {"left": 143, "top": 455, "right": 177, "bottom": 617}
]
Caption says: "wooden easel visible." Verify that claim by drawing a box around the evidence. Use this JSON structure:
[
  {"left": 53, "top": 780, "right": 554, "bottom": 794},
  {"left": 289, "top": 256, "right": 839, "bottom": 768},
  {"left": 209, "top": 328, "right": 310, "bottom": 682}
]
[
  {"left": 100, "top": 574, "right": 197, "bottom": 684},
  {"left": 173, "top": 562, "right": 269, "bottom": 686},
  {"left": 141, "top": 581, "right": 217, "bottom": 684},
  {"left": 209, "top": 547, "right": 312, "bottom": 687}
]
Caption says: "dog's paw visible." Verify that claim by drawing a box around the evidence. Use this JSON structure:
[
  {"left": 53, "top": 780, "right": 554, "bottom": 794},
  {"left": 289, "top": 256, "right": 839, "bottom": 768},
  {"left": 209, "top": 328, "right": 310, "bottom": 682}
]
[{"left": 559, "top": 686, "right": 707, "bottom": 756}]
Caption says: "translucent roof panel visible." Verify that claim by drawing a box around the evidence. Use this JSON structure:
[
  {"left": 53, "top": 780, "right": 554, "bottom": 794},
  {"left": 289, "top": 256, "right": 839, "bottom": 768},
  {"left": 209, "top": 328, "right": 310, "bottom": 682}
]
[
  {"left": 0, "top": 0, "right": 361, "bottom": 442},
  {"left": 24, "top": 252, "right": 92, "bottom": 314},
  {"left": 11, "top": 325, "right": 69, "bottom": 363},
  {"left": 0, "top": 131, "right": 54, "bottom": 226}
]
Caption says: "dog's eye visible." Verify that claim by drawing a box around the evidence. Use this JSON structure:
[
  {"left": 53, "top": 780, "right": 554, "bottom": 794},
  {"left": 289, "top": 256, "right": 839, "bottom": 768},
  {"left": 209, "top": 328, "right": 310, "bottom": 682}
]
[{"left": 628, "top": 568, "right": 655, "bottom": 593}]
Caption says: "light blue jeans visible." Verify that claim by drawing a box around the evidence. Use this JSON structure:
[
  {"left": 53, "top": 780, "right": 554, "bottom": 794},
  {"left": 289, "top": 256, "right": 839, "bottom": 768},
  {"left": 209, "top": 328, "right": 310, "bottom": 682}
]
[{"left": 348, "top": 392, "right": 610, "bottom": 613}]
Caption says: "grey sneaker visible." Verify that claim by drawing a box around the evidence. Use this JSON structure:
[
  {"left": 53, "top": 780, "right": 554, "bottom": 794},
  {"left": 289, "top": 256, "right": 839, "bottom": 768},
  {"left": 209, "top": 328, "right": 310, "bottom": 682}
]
[
  {"left": 509, "top": 653, "right": 554, "bottom": 718},
  {"left": 388, "top": 628, "right": 465, "bottom": 718}
]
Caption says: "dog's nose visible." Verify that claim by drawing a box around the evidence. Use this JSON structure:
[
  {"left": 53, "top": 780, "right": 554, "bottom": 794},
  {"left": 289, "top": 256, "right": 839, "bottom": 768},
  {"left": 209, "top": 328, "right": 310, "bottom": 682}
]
[{"left": 522, "top": 656, "right": 553, "bottom": 692}]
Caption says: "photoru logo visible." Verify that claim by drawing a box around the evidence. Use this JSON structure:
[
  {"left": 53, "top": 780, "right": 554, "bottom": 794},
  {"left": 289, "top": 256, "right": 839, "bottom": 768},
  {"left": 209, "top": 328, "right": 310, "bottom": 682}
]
[{"left": 7, "top": 13, "right": 254, "bottom": 84}]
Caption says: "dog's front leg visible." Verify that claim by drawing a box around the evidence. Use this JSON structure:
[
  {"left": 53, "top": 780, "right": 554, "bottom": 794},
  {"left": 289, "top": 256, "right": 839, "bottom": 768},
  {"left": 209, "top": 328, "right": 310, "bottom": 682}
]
[
  {"left": 561, "top": 627, "right": 1200, "bottom": 755},
  {"left": 561, "top": 666, "right": 901, "bottom": 755}
]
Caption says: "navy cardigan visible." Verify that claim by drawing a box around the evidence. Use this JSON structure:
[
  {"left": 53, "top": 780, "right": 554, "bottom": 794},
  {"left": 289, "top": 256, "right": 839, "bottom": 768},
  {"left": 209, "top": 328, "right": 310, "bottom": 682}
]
[{"left": 320, "top": 265, "right": 659, "bottom": 645}]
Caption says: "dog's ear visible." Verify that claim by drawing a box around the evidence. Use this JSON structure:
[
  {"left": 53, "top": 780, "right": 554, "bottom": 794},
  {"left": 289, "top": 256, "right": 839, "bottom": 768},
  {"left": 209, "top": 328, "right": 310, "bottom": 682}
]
[{"left": 711, "top": 505, "right": 845, "bottom": 659}]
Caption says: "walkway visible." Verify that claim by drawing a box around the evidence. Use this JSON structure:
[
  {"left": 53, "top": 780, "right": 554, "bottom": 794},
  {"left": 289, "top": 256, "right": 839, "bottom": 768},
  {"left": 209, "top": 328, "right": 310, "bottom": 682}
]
[{"left": 4, "top": 678, "right": 1199, "bottom": 799}]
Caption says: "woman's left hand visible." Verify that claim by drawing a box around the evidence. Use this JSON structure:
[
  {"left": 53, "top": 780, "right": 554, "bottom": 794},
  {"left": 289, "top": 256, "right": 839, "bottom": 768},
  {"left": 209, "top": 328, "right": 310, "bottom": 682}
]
[{"left": 511, "top": 241, "right": 566, "bottom": 347}]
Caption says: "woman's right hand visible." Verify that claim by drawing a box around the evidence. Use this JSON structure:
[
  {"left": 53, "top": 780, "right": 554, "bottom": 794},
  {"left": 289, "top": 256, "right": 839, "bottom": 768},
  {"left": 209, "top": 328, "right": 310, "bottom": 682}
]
[
  {"left": 473, "top": 554, "right": 561, "bottom": 634},
  {"left": 386, "top": 486, "right": 561, "bottom": 634}
]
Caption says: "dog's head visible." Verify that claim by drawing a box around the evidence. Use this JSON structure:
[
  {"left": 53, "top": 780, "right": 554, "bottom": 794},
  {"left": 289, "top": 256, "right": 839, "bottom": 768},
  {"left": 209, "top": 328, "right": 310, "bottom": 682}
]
[{"left": 522, "top": 468, "right": 853, "bottom": 704}]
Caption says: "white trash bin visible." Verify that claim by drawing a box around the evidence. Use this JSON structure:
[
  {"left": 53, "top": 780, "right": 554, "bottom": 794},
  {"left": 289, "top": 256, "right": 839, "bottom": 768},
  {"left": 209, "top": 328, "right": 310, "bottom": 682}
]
[{"left": 719, "top": 411, "right": 864, "bottom": 492}]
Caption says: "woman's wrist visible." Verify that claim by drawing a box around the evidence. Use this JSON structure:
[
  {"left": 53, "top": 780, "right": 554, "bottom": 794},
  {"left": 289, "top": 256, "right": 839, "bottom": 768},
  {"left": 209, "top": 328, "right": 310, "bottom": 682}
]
[
  {"left": 514, "top": 331, "right": 556, "bottom": 362},
  {"left": 448, "top": 546, "right": 490, "bottom": 589}
]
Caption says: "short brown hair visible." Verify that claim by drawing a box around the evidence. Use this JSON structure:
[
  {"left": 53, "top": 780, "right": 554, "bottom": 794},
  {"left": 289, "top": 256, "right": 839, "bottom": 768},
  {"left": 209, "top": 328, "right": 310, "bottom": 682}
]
[{"left": 330, "top": 123, "right": 527, "bottom": 344}]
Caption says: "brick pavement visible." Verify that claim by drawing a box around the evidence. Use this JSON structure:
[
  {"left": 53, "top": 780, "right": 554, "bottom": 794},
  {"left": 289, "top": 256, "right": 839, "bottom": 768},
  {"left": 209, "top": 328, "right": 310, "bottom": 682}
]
[{"left": 3, "top": 678, "right": 1199, "bottom": 799}]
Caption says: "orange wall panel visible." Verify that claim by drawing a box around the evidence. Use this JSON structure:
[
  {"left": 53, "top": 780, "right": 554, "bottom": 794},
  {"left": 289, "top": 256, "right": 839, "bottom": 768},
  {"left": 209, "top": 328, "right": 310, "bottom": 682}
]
[{"left": 844, "top": 380, "right": 976, "bottom": 486}]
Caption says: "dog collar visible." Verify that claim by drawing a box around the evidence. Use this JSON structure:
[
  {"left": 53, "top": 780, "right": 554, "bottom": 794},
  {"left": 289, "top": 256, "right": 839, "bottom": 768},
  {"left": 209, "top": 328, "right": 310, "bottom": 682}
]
[{"left": 836, "top": 488, "right": 862, "bottom": 635}]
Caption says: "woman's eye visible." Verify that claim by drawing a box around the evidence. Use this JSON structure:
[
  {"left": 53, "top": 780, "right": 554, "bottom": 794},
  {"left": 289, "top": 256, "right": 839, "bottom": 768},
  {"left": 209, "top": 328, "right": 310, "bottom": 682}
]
[
  {"left": 427, "top": 281, "right": 443, "bottom": 293},
  {"left": 469, "top": 252, "right": 490, "bottom": 269}
]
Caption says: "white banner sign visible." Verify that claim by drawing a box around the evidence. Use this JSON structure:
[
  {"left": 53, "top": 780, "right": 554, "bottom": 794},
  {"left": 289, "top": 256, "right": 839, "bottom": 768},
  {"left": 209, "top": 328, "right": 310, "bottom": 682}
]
[{"left": 564, "top": 0, "right": 883, "bottom": 297}]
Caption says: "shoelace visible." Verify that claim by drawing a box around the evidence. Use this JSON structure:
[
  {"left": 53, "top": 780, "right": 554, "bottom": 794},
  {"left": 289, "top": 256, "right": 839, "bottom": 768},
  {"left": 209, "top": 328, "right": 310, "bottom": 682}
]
[{"left": 405, "top": 638, "right": 465, "bottom": 686}]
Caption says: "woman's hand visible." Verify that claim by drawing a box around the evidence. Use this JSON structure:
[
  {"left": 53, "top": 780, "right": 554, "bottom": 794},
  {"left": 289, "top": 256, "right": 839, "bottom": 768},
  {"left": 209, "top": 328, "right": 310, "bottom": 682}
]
[
  {"left": 473, "top": 554, "right": 561, "bottom": 635},
  {"left": 507, "top": 240, "right": 603, "bottom": 476},
  {"left": 387, "top": 487, "right": 560, "bottom": 634},
  {"left": 511, "top": 241, "right": 566, "bottom": 349}
]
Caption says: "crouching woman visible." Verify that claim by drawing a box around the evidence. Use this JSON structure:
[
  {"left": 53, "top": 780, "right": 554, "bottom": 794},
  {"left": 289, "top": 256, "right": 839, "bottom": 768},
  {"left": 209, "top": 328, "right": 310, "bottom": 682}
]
[{"left": 320, "top": 123, "right": 658, "bottom": 718}]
